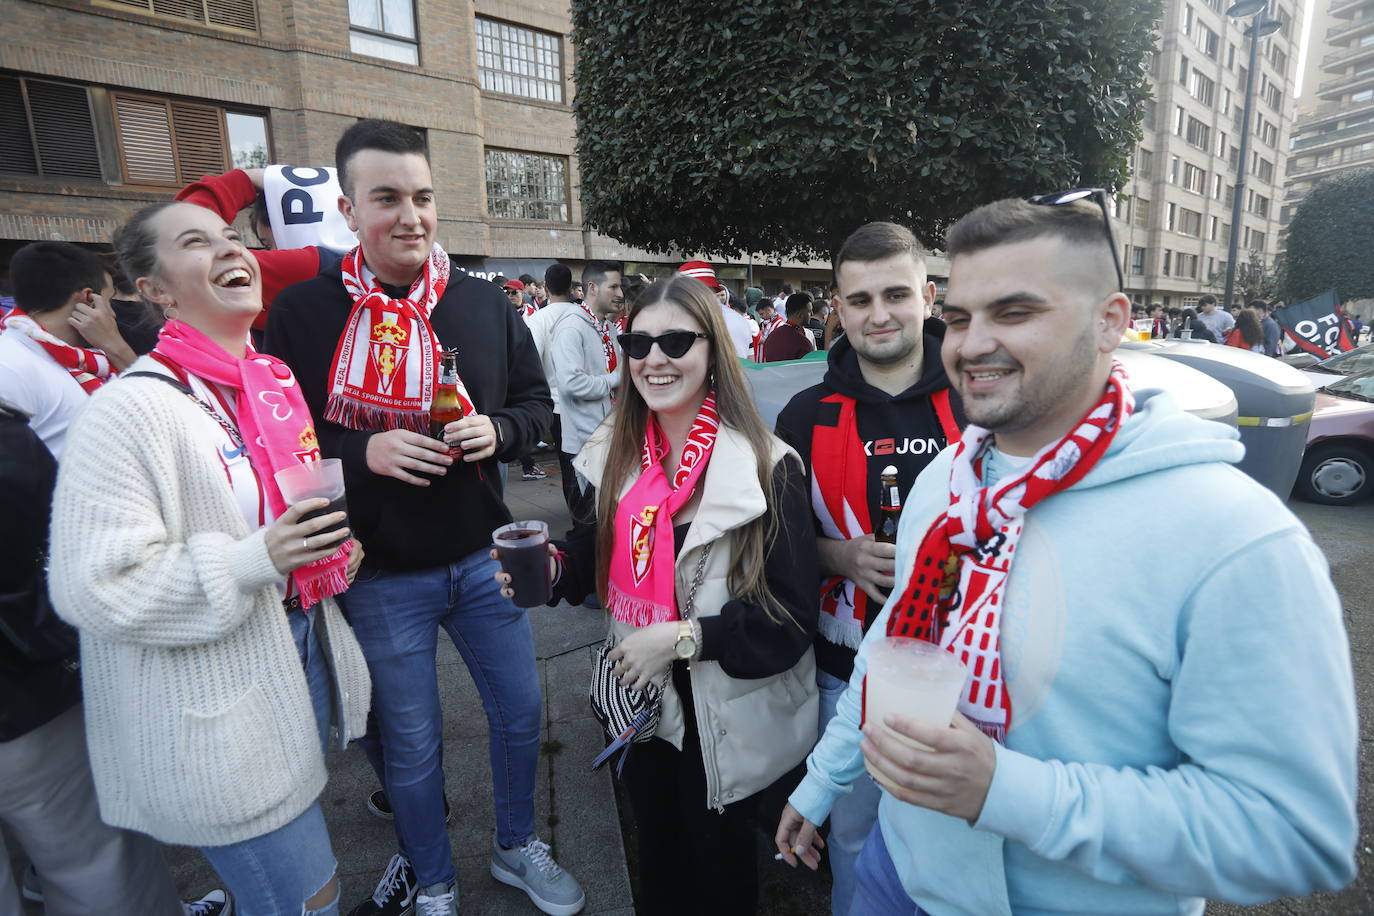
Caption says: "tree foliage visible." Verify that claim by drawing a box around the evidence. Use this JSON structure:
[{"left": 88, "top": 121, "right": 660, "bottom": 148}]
[
  {"left": 1281, "top": 167, "right": 1374, "bottom": 303},
  {"left": 571, "top": 0, "right": 1161, "bottom": 261}
]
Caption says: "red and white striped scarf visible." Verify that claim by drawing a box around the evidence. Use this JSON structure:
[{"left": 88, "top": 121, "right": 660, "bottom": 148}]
[
  {"left": 325, "top": 244, "right": 473, "bottom": 433},
  {"left": 753, "top": 315, "right": 786, "bottom": 361},
  {"left": 579, "top": 302, "right": 618, "bottom": 372},
  {"left": 878, "top": 361, "right": 1134, "bottom": 741},
  {"left": 606, "top": 392, "right": 720, "bottom": 626},
  {"left": 3, "top": 309, "right": 115, "bottom": 394}
]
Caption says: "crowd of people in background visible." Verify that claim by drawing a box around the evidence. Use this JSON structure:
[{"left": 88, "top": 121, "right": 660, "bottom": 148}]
[{"left": 0, "top": 118, "right": 1361, "bottom": 916}]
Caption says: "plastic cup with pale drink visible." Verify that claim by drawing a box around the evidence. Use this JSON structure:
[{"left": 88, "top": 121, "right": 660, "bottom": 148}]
[{"left": 864, "top": 637, "right": 969, "bottom": 793}]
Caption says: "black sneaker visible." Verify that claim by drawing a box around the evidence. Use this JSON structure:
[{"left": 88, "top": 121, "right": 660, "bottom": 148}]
[
  {"left": 347, "top": 853, "right": 416, "bottom": 916},
  {"left": 183, "top": 889, "right": 233, "bottom": 916},
  {"left": 368, "top": 788, "right": 452, "bottom": 824}
]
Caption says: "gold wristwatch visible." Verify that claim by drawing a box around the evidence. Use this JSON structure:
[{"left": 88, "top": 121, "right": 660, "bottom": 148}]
[{"left": 674, "top": 619, "right": 698, "bottom": 660}]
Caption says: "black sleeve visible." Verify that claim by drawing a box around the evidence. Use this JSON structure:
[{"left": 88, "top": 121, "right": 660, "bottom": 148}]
[
  {"left": 774, "top": 394, "right": 821, "bottom": 535},
  {"left": 0, "top": 413, "right": 77, "bottom": 663},
  {"left": 490, "top": 303, "right": 553, "bottom": 462},
  {"left": 697, "top": 456, "right": 819, "bottom": 679},
  {"left": 263, "top": 282, "right": 375, "bottom": 475},
  {"left": 550, "top": 484, "right": 599, "bottom": 606}
]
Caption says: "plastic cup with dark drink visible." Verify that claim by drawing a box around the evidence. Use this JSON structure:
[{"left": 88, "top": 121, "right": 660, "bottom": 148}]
[
  {"left": 275, "top": 458, "right": 349, "bottom": 545},
  {"left": 493, "top": 520, "right": 552, "bottom": 608}
]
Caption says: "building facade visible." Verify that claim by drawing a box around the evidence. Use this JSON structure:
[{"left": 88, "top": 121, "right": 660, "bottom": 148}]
[
  {"left": 0, "top": 0, "right": 837, "bottom": 293},
  {"left": 1284, "top": 0, "right": 1374, "bottom": 226},
  {"left": 1109, "top": 0, "right": 1299, "bottom": 310}
]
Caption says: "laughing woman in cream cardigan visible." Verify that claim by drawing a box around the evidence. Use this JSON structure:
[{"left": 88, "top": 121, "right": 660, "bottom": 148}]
[{"left": 48, "top": 200, "right": 371, "bottom": 916}]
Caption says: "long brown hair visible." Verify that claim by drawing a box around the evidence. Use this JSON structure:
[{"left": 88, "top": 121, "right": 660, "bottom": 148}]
[
  {"left": 594, "top": 276, "right": 794, "bottom": 625},
  {"left": 1236, "top": 308, "right": 1264, "bottom": 348}
]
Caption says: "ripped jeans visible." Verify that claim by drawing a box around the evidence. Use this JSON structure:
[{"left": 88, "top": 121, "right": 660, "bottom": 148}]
[{"left": 198, "top": 608, "right": 339, "bottom": 916}]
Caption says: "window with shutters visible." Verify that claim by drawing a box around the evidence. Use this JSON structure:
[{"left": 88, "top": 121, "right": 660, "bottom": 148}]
[
  {"left": 485, "top": 149, "right": 569, "bottom": 221},
  {"left": 0, "top": 73, "right": 104, "bottom": 181},
  {"left": 111, "top": 92, "right": 269, "bottom": 187},
  {"left": 97, "top": 0, "right": 257, "bottom": 33}
]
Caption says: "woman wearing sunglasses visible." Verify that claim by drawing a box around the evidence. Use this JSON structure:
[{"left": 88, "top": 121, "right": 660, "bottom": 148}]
[{"left": 497, "top": 275, "right": 819, "bottom": 914}]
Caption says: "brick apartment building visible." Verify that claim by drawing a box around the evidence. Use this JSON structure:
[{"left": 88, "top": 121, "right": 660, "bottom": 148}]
[{"left": 1, "top": 0, "right": 835, "bottom": 294}]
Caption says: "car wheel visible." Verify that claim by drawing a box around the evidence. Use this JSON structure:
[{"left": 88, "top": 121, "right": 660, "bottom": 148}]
[{"left": 1297, "top": 444, "right": 1374, "bottom": 505}]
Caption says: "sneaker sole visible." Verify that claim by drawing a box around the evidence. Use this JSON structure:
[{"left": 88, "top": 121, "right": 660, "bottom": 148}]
[
  {"left": 20, "top": 887, "right": 42, "bottom": 903},
  {"left": 489, "top": 861, "right": 585, "bottom": 916},
  {"left": 366, "top": 796, "right": 394, "bottom": 821}
]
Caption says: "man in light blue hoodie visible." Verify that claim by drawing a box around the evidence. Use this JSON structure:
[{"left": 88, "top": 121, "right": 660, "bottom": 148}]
[{"left": 775, "top": 196, "right": 1358, "bottom": 916}]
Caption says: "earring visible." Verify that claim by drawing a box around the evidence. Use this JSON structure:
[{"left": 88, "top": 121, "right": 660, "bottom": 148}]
[{"left": 164, "top": 305, "right": 180, "bottom": 321}]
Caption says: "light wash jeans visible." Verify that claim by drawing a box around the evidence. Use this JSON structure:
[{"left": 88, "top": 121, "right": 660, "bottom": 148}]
[
  {"left": 852, "top": 822, "right": 929, "bottom": 916},
  {"left": 199, "top": 608, "right": 339, "bottom": 916},
  {"left": 817, "top": 667, "right": 883, "bottom": 916},
  {"left": 343, "top": 548, "right": 542, "bottom": 888}
]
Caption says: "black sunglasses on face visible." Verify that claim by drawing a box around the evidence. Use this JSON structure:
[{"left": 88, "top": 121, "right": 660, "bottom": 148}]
[
  {"left": 617, "top": 330, "right": 708, "bottom": 360},
  {"left": 1025, "top": 187, "right": 1126, "bottom": 294}
]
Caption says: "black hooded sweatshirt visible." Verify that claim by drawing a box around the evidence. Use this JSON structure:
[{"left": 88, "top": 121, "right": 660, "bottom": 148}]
[
  {"left": 265, "top": 263, "right": 552, "bottom": 571},
  {"left": 774, "top": 333, "right": 962, "bottom": 680}
]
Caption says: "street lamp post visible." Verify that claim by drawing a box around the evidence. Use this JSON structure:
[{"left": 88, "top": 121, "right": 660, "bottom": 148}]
[{"left": 1224, "top": 0, "right": 1282, "bottom": 311}]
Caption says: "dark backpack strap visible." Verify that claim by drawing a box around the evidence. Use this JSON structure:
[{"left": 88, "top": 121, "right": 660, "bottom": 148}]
[{"left": 122, "top": 370, "right": 194, "bottom": 396}]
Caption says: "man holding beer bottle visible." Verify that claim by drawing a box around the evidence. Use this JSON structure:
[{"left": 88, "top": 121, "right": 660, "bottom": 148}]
[
  {"left": 264, "top": 120, "right": 583, "bottom": 916},
  {"left": 773, "top": 221, "right": 961, "bottom": 916}
]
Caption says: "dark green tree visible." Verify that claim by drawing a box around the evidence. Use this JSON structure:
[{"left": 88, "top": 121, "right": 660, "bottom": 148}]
[
  {"left": 1281, "top": 167, "right": 1374, "bottom": 303},
  {"left": 571, "top": 0, "right": 1161, "bottom": 261}
]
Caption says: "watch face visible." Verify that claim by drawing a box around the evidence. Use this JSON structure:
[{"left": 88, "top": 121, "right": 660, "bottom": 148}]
[{"left": 674, "top": 637, "right": 695, "bottom": 659}]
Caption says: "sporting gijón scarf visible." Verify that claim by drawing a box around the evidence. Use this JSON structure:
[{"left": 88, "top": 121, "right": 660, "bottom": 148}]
[
  {"left": 326, "top": 244, "right": 475, "bottom": 433},
  {"left": 579, "top": 301, "right": 617, "bottom": 371},
  {"left": 2, "top": 309, "right": 115, "bottom": 394},
  {"left": 811, "top": 389, "right": 959, "bottom": 650},
  {"left": 876, "top": 361, "right": 1134, "bottom": 742},
  {"left": 606, "top": 391, "right": 719, "bottom": 626}
]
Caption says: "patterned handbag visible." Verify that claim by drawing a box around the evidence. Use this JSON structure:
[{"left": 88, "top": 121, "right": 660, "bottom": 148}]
[{"left": 589, "top": 542, "right": 712, "bottom": 775}]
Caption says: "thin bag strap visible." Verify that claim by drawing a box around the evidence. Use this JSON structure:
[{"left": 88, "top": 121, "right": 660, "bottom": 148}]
[{"left": 123, "top": 370, "right": 246, "bottom": 449}]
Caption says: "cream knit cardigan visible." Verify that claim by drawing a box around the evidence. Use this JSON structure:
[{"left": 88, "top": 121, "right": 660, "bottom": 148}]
[{"left": 49, "top": 359, "right": 371, "bottom": 847}]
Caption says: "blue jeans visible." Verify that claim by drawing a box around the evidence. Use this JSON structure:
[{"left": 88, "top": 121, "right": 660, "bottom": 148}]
[
  {"left": 817, "top": 668, "right": 882, "bottom": 916},
  {"left": 199, "top": 609, "right": 338, "bottom": 916},
  {"left": 342, "top": 549, "right": 542, "bottom": 887},
  {"left": 852, "top": 822, "right": 928, "bottom": 916}
]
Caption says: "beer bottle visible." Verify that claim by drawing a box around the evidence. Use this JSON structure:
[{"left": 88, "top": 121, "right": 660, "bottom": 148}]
[
  {"left": 875, "top": 465, "right": 901, "bottom": 544},
  {"left": 430, "top": 349, "right": 465, "bottom": 455}
]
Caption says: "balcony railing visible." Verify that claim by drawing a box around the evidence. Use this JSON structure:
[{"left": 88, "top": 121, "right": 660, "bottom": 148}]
[
  {"left": 1322, "top": 41, "right": 1374, "bottom": 70},
  {"left": 1291, "top": 118, "right": 1374, "bottom": 151},
  {"left": 1326, "top": 16, "right": 1374, "bottom": 45},
  {"left": 1287, "top": 145, "right": 1374, "bottom": 177},
  {"left": 1295, "top": 96, "right": 1374, "bottom": 127},
  {"left": 1326, "top": 0, "right": 1374, "bottom": 20},
  {"left": 1317, "top": 68, "right": 1374, "bottom": 98}
]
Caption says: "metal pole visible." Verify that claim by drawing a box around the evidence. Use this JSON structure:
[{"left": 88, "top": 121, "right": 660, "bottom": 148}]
[{"left": 1225, "top": 5, "right": 1265, "bottom": 311}]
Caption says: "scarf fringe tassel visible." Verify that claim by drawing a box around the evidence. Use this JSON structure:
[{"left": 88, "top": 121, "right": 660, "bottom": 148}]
[
  {"left": 326, "top": 394, "right": 429, "bottom": 435},
  {"left": 606, "top": 581, "right": 674, "bottom": 627},
  {"left": 817, "top": 610, "right": 864, "bottom": 651},
  {"left": 296, "top": 558, "right": 352, "bottom": 610}
]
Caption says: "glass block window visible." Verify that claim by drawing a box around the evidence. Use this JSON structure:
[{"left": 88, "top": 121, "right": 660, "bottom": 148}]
[
  {"left": 475, "top": 18, "right": 563, "bottom": 103},
  {"left": 485, "top": 149, "right": 569, "bottom": 221}
]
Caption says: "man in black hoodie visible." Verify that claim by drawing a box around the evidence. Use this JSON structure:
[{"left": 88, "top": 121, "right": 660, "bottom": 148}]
[
  {"left": 265, "top": 121, "right": 581, "bottom": 916},
  {"left": 774, "top": 222, "right": 961, "bottom": 916}
]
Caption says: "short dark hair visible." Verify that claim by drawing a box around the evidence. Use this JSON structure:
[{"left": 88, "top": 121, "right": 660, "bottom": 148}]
[
  {"left": 519, "top": 273, "right": 537, "bottom": 285},
  {"left": 944, "top": 199, "right": 1106, "bottom": 261},
  {"left": 544, "top": 263, "right": 573, "bottom": 296},
  {"left": 834, "top": 221, "right": 928, "bottom": 276},
  {"left": 11, "top": 242, "right": 110, "bottom": 314},
  {"left": 335, "top": 119, "right": 427, "bottom": 198},
  {"left": 582, "top": 260, "right": 623, "bottom": 289},
  {"left": 492, "top": 275, "right": 509, "bottom": 288},
  {"left": 779, "top": 282, "right": 794, "bottom": 296},
  {"left": 784, "top": 291, "right": 813, "bottom": 322},
  {"left": 1246, "top": 299, "right": 1268, "bottom": 312},
  {"left": 1199, "top": 294, "right": 1217, "bottom": 307},
  {"left": 757, "top": 301, "right": 776, "bottom": 315}
]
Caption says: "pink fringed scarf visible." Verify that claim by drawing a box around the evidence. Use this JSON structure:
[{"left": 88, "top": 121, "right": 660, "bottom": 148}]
[
  {"left": 607, "top": 392, "right": 720, "bottom": 625},
  {"left": 154, "top": 320, "right": 352, "bottom": 609}
]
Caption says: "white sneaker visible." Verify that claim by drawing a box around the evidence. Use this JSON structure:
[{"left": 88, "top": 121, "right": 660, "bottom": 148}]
[{"left": 414, "top": 882, "right": 457, "bottom": 916}]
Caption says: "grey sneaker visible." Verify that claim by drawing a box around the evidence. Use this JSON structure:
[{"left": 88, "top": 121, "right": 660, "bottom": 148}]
[
  {"left": 414, "top": 882, "right": 457, "bottom": 916},
  {"left": 490, "top": 836, "right": 585, "bottom": 915}
]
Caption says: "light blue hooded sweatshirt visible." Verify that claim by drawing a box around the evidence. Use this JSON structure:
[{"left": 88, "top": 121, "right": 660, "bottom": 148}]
[{"left": 789, "top": 390, "right": 1358, "bottom": 916}]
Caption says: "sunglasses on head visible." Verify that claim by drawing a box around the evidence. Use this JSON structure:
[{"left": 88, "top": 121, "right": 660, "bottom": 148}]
[
  {"left": 616, "top": 330, "right": 708, "bottom": 360},
  {"left": 1025, "top": 187, "right": 1126, "bottom": 293}
]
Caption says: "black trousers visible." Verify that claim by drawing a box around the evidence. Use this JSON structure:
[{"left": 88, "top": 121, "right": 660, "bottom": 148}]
[{"left": 620, "top": 666, "right": 761, "bottom": 915}]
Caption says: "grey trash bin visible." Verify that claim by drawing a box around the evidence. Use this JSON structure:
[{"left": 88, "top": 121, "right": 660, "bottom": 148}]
[{"left": 1145, "top": 340, "right": 1315, "bottom": 497}]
